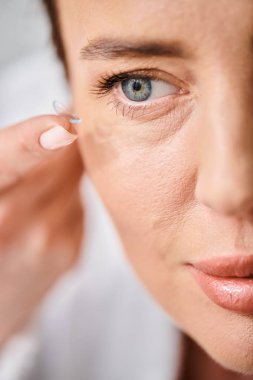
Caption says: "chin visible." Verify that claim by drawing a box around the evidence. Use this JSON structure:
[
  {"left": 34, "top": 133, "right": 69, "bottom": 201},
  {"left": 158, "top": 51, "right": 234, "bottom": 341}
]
[
  {"left": 206, "top": 344, "right": 253, "bottom": 376},
  {"left": 191, "top": 313, "right": 253, "bottom": 376}
]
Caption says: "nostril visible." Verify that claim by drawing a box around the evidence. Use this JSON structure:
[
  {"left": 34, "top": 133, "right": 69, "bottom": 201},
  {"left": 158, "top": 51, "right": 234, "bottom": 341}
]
[
  {"left": 204, "top": 196, "right": 253, "bottom": 216},
  {"left": 195, "top": 179, "right": 253, "bottom": 216}
]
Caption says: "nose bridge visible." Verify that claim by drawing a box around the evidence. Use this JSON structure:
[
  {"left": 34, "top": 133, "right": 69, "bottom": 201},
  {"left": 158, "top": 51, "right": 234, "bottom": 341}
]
[{"left": 195, "top": 64, "right": 253, "bottom": 216}]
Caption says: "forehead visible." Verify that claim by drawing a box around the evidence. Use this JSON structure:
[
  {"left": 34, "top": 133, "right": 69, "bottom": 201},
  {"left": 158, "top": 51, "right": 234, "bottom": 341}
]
[{"left": 59, "top": 0, "right": 253, "bottom": 46}]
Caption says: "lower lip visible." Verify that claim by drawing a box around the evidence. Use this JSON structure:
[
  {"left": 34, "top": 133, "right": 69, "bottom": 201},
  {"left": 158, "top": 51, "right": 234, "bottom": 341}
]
[{"left": 187, "top": 265, "right": 253, "bottom": 314}]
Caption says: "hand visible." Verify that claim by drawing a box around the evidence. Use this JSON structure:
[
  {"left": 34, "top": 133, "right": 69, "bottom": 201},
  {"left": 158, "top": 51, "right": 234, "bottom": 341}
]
[{"left": 0, "top": 115, "right": 84, "bottom": 347}]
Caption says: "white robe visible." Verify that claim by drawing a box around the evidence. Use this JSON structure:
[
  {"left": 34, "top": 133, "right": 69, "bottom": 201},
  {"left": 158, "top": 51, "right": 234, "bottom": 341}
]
[{"left": 0, "top": 47, "right": 182, "bottom": 380}]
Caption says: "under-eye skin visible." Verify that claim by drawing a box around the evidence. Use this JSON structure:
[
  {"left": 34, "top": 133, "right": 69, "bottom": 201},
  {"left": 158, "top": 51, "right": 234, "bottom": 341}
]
[{"left": 90, "top": 68, "right": 190, "bottom": 122}]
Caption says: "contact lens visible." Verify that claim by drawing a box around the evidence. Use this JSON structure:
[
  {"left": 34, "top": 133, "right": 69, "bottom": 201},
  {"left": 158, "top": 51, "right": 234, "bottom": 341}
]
[{"left": 52, "top": 100, "right": 82, "bottom": 124}]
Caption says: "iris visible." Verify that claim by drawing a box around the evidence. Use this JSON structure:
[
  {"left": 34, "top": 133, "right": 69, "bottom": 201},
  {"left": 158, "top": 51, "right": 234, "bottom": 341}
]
[{"left": 121, "top": 78, "right": 152, "bottom": 101}]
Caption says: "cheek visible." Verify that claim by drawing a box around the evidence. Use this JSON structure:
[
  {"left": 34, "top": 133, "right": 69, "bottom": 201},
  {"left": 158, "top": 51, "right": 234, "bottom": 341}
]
[
  {"left": 77, "top": 118, "right": 200, "bottom": 332},
  {"left": 78, "top": 117, "right": 196, "bottom": 262},
  {"left": 74, "top": 88, "right": 198, "bottom": 312}
]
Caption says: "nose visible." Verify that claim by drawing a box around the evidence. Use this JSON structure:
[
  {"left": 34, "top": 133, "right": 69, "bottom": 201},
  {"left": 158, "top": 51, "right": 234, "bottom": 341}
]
[{"left": 195, "top": 67, "right": 253, "bottom": 217}]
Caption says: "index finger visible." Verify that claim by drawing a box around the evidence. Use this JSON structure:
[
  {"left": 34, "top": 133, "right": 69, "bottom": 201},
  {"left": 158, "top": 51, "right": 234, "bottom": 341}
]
[{"left": 0, "top": 114, "right": 78, "bottom": 190}]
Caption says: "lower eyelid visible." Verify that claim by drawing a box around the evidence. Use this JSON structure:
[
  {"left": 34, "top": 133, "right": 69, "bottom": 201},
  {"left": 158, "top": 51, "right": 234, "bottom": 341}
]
[{"left": 108, "top": 89, "right": 188, "bottom": 123}]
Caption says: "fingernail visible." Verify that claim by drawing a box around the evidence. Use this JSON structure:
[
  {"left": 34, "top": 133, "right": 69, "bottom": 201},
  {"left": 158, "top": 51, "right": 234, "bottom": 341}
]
[{"left": 39, "top": 125, "right": 77, "bottom": 150}]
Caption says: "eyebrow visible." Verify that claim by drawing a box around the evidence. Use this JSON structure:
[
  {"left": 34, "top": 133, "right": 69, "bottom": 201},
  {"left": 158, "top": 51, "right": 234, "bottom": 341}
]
[{"left": 79, "top": 38, "right": 192, "bottom": 60}]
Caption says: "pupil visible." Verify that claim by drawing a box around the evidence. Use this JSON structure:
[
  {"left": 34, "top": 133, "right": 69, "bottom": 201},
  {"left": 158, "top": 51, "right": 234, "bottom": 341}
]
[{"left": 133, "top": 81, "right": 142, "bottom": 92}]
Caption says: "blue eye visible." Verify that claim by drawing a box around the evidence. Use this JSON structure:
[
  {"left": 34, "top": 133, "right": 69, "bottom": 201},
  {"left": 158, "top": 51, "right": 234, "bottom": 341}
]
[
  {"left": 121, "top": 77, "right": 179, "bottom": 102},
  {"left": 121, "top": 78, "right": 152, "bottom": 102}
]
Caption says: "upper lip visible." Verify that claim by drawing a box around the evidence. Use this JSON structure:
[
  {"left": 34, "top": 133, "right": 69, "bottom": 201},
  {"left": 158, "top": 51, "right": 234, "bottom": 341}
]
[{"left": 191, "top": 254, "right": 253, "bottom": 278}]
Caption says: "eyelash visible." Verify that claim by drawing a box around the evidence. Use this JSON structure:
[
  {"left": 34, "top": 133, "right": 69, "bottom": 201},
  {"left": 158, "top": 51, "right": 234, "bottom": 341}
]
[
  {"left": 91, "top": 71, "right": 136, "bottom": 97},
  {"left": 90, "top": 69, "right": 188, "bottom": 121}
]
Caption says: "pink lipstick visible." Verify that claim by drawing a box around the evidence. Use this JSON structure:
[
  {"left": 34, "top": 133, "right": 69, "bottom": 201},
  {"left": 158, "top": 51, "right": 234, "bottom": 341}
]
[{"left": 187, "top": 255, "right": 253, "bottom": 314}]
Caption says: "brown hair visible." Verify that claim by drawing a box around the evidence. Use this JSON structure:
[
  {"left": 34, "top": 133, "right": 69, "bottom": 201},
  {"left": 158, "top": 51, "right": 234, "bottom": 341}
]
[{"left": 42, "top": 0, "right": 68, "bottom": 78}]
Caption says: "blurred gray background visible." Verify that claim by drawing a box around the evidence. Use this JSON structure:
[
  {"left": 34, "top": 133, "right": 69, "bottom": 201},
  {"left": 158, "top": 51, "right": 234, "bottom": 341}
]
[
  {"left": 0, "top": 0, "right": 50, "bottom": 69},
  {"left": 0, "top": 0, "right": 69, "bottom": 127}
]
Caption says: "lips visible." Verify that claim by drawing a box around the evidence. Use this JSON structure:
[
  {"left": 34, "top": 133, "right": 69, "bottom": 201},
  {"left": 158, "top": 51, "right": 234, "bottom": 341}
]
[
  {"left": 192, "top": 255, "right": 253, "bottom": 278},
  {"left": 186, "top": 255, "right": 253, "bottom": 314}
]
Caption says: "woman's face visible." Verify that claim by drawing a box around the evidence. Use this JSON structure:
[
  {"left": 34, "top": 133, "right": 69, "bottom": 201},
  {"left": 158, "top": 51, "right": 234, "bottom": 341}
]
[{"left": 58, "top": 0, "right": 253, "bottom": 374}]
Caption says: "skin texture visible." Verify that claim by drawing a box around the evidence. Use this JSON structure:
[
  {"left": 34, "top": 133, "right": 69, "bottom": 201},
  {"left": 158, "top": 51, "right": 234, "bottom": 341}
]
[{"left": 57, "top": 0, "right": 253, "bottom": 375}]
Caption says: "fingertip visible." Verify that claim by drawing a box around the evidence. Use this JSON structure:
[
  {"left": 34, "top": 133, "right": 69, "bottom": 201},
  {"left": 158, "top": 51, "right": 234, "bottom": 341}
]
[{"left": 39, "top": 125, "right": 77, "bottom": 150}]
